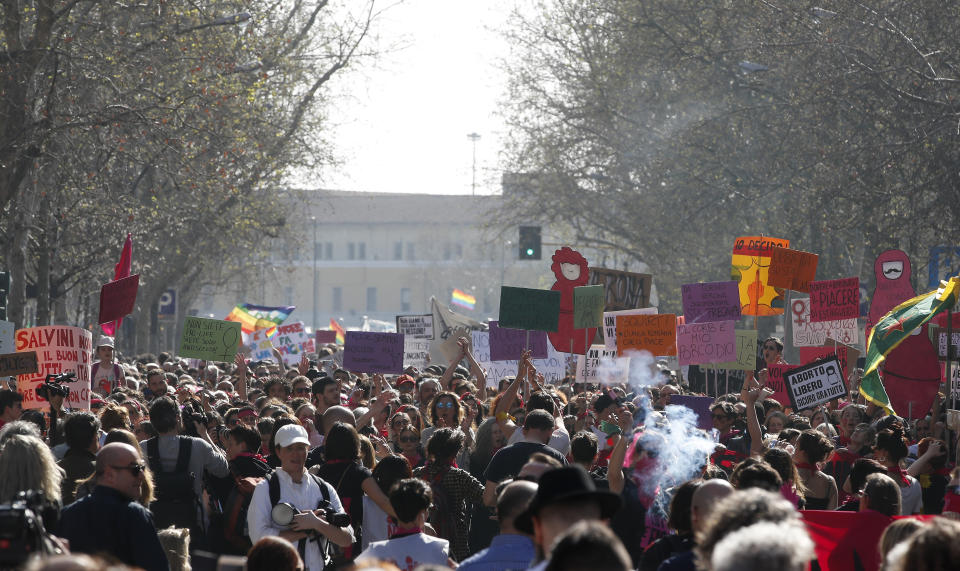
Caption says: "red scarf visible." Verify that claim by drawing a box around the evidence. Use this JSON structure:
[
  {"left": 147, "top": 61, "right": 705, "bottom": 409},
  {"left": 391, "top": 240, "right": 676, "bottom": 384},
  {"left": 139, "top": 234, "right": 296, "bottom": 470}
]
[
  {"left": 796, "top": 462, "right": 819, "bottom": 472},
  {"left": 236, "top": 451, "right": 268, "bottom": 463},
  {"left": 886, "top": 465, "right": 910, "bottom": 487}
]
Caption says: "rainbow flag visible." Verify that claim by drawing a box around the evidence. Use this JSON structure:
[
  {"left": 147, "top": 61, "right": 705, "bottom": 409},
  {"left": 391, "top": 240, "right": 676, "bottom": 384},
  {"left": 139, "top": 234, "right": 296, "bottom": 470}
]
[
  {"left": 225, "top": 303, "right": 295, "bottom": 334},
  {"left": 329, "top": 318, "right": 346, "bottom": 344},
  {"left": 451, "top": 288, "right": 476, "bottom": 310}
]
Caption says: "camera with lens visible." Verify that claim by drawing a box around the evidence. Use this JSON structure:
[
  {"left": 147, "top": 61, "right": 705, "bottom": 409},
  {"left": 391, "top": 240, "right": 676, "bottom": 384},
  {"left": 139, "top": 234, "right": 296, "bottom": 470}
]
[
  {"left": 0, "top": 490, "right": 63, "bottom": 567},
  {"left": 271, "top": 500, "right": 351, "bottom": 530},
  {"left": 35, "top": 372, "right": 73, "bottom": 402}
]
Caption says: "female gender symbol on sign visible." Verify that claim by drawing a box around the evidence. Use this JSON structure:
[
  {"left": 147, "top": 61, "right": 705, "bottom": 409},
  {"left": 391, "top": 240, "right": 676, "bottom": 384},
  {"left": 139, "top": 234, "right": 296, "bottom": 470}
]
[{"left": 219, "top": 327, "right": 240, "bottom": 361}]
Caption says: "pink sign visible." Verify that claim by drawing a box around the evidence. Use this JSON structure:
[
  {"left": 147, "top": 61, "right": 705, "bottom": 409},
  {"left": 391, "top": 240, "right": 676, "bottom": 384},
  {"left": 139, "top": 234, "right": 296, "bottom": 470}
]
[
  {"left": 316, "top": 330, "right": 337, "bottom": 345},
  {"left": 676, "top": 320, "right": 736, "bottom": 366},
  {"left": 765, "top": 364, "right": 798, "bottom": 407},
  {"left": 809, "top": 277, "right": 859, "bottom": 322},
  {"left": 489, "top": 320, "right": 548, "bottom": 361}
]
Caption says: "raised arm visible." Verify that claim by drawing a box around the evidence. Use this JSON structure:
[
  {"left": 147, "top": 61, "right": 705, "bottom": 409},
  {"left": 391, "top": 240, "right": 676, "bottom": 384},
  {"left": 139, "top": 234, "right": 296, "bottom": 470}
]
[{"left": 462, "top": 337, "right": 487, "bottom": 401}]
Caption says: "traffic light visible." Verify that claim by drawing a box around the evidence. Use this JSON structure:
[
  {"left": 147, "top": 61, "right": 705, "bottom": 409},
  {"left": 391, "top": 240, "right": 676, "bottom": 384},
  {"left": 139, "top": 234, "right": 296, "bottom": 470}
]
[
  {"left": 518, "top": 226, "right": 541, "bottom": 260},
  {"left": 0, "top": 271, "right": 9, "bottom": 321}
]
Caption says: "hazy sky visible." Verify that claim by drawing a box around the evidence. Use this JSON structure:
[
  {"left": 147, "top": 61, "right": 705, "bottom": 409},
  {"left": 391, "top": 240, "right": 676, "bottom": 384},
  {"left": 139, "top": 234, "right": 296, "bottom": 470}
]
[{"left": 322, "top": 1, "right": 516, "bottom": 196}]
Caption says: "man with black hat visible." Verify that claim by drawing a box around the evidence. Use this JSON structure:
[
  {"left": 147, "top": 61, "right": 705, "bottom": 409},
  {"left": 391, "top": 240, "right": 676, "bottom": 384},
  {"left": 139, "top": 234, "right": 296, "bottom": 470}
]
[{"left": 514, "top": 465, "right": 622, "bottom": 571}]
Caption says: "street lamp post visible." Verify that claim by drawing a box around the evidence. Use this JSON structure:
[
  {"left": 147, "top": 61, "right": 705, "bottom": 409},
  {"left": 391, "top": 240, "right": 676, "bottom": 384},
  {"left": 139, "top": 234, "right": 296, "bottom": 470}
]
[
  {"left": 467, "top": 132, "right": 481, "bottom": 196},
  {"left": 312, "top": 216, "right": 318, "bottom": 333}
]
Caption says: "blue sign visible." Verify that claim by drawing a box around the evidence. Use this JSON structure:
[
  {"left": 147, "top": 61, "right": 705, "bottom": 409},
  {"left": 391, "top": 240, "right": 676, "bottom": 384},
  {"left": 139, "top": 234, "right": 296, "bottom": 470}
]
[
  {"left": 928, "top": 246, "right": 960, "bottom": 289},
  {"left": 158, "top": 289, "right": 177, "bottom": 317}
]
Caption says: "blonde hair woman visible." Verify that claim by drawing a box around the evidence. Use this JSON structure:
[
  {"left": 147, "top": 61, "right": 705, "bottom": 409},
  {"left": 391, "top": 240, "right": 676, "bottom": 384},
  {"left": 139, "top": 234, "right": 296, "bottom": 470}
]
[{"left": 0, "top": 434, "right": 62, "bottom": 505}]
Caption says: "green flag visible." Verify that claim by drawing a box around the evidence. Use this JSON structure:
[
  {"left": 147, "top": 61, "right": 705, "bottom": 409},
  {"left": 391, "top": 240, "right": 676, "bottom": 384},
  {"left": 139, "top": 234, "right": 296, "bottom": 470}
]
[{"left": 860, "top": 277, "right": 960, "bottom": 415}]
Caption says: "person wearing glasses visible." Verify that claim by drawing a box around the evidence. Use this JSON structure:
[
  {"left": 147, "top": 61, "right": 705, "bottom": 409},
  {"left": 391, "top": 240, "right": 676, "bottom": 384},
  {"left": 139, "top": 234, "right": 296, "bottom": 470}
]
[{"left": 59, "top": 442, "right": 170, "bottom": 571}]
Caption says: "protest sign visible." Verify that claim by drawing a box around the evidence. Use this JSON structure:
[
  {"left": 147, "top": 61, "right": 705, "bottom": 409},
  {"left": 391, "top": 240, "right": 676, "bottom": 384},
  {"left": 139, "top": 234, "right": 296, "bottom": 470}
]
[
  {"left": 0, "top": 351, "right": 38, "bottom": 377},
  {"left": 603, "top": 307, "right": 658, "bottom": 350},
  {"left": 809, "top": 277, "right": 860, "bottom": 322},
  {"left": 588, "top": 267, "right": 653, "bottom": 311},
  {"left": 867, "top": 249, "right": 916, "bottom": 332},
  {"left": 432, "top": 325, "right": 471, "bottom": 364},
  {"left": 316, "top": 330, "right": 337, "bottom": 345},
  {"left": 938, "top": 331, "right": 960, "bottom": 360},
  {"left": 471, "top": 330, "right": 567, "bottom": 387},
  {"left": 791, "top": 297, "right": 859, "bottom": 347},
  {"left": 403, "top": 337, "right": 431, "bottom": 369},
  {"left": 798, "top": 341, "right": 860, "bottom": 380},
  {"left": 703, "top": 329, "right": 758, "bottom": 371},
  {"left": 249, "top": 322, "right": 314, "bottom": 366},
  {"left": 179, "top": 317, "right": 242, "bottom": 361},
  {"left": 669, "top": 395, "right": 715, "bottom": 431},
  {"left": 498, "top": 286, "right": 561, "bottom": 332},
  {"left": 98, "top": 274, "right": 140, "bottom": 325},
  {"left": 15, "top": 326, "right": 92, "bottom": 410},
  {"left": 676, "top": 320, "right": 736, "bottom": 366},
  {"left": 489, "top": 320, "right": 547, "bottom": 361},
  {"left": 765, "top": 363, "right": 797, "bottom": 408},
  {"left": 767, "top": 247, "right": 819, "bottom": 292},
  {"left": 943, "top": 361, "right": 960, "bottom": 399},
  {"left": 343, "top": 331, "right": 405, "bottom": 374},
  {"left": 573, "top": 285, "right": 606, "bottom": 329},
  {"left": 396, "top": 314, "right": 434, "bottom": 339},
  {"left": 576, "top": 345, "right": 630, "bottom": 384},
  {"left": 615, "top": 314, "right": 677, "bottom": 356},
  {"left": 731, "top": 236, "right": 790, "bottom": 316},
  {"left": 784, "top": 356, "right": 847, "bottom": 410},
  {"left": 681, "top": 281, "right": 741, "bottom": 324}
]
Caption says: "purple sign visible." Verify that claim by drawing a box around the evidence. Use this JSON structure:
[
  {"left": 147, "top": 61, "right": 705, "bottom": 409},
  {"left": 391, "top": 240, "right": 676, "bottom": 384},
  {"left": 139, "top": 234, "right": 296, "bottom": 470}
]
[
  {"left": 668, "top": 395, "right": 715, "bottom": 431},
  {"left": 343, "top": 331, "right": 405, "bottom": 373},
  {"left": 488, "top": 320, "right": 548, "bottom": 361},
  {"left": 681, "top": 281, "right": 742, "bottom": 324}
]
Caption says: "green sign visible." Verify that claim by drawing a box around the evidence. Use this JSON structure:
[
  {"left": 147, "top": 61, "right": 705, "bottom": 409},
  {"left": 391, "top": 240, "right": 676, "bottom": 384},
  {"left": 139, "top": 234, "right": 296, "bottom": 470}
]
[
  {"left": 498, "top": 286, "right": 561, "bottom": 332},
  {"left": 179, "top": 316, "right": 241, "bottom": 361},
  {"left": 573, "top": 285, "right": 605, "bottom": 329}
]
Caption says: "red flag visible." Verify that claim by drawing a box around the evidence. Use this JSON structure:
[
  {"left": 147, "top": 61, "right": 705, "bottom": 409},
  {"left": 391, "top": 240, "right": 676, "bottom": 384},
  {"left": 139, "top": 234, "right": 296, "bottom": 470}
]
[{"left": 101, "top": 233, "right": 132, "bottom": 336}]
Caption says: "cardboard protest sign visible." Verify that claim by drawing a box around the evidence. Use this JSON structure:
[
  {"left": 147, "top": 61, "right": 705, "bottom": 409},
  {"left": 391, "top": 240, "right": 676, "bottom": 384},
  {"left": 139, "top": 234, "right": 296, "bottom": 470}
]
[
  {"left": 676, "top": 320, "right": 736, "bottom": 366},
  {"left": 703, "top": 329, "right": 758, "bottom": 371},
  {"left": 343, "top": 331, "right": 405, "bottom": 374},
  {"left": 588, "top": 267, "right": 653, "bottom": 311},
  {"left": 471, "top": 330, "right": 567, "bottom": 387},
  {"left": 15, "top": 326, "right": 92, "bottom": 410},
  {"left": 669, "top": 395, "right": 715, "bottom": 431},
  {"left": 576, "top": 344, "right": 630, "bottom": 384},
  {"left": 498, "top": 286, "right": 561, "bottom": 332},
  {"left": 791, "top": 297, "right": 859, "bottom": 347},
  {"left": 603, "top": 308, "right": 658, "bottom": 350},
  {"left": 767, "top": 247, "right": 819, "bottom": 292},
  {"left": 798, "top": 341, "right": 860, "bottom": 380},
  {"left": 396, "top": 314, "right": 434, "bottom": 339},
  {"left": 403, "top": 337, "right": 431, "bottom": 369},
  {"left": 765, "top": 363, "right": 798, "bottom": 407},
  {"left": 731, "top": 236, "right": 790, "bottom": 316},
  {"left": 573, "top": 285, "right": 606, "bottom": 329},
  {"left": 98, "top": 274, "right": 140, "bottom": 325},
  {"left": 316, "top": 330, "right": 337, "bottom": 345},
  {"left": 179, "top": 317, "right": 242, "bottom": 361},
  {"left": 937, "top": 331, "right": 960, "bottom": 360},
  {"left": 432, "top": 325, "right": 471, "bottom": 364},
  {"left": 0, "top": 351, "right": 38, "bottom": 377},
  {"left": 489, "top": 320, "right": 547, "bottom": 361},
  {"left": 249, "top": 322, "right": 315, "bottom": 366},
  {"left": 784, "top": 356, "right": 847, "bottom": 410},
  {"left": 809, "top": 278, "right": 860, "bottom": 322},
  {"left": 615, "top": 314, "right": 677, "bottom": 356},
  {"left": 681, "top": 281, "right": 741, "bottom": 324}
]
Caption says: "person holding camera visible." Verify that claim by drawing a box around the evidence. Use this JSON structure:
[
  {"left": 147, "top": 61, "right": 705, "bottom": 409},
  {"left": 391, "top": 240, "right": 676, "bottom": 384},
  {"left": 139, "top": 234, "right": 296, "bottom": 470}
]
[{"left": 247, "top": 423, "right": 354, "bottom": 571}]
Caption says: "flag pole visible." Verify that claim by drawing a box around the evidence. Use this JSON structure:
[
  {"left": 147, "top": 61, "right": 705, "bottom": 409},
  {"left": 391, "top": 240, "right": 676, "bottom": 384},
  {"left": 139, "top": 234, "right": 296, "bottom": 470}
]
[{"left": 948, "top": 309, "right": 954, "bottom": 463}]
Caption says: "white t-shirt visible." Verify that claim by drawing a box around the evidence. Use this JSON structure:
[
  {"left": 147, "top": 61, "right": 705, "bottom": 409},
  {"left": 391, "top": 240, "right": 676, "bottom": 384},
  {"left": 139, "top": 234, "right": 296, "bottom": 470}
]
[
  {"left": 508, "top": 416, "right": 571, "bottom": 455},
  {"left": 92, "top": 362, "right": 121, "bottom": 396},
  {"left": 357, "top": 533, "right": 449, "bottom": 571},
  {"left": 900, "top": 476, "right": 923, "bottom": 515},
  {"left": 361, "top": 496, "right": 396, "bottom": 550}
]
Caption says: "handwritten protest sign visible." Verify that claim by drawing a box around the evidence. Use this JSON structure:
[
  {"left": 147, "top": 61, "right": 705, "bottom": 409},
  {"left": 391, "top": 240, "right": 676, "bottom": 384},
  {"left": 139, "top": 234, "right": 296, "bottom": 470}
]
[
  {"left": 809, "top": 278, "right": 859, "bottom": 322},
  {"left": 573, "top": 285, "right": 606, "bottom": 329},
  {"left": 767, "top": 247, "right": 819, "bottom": 292},
  {"left": 681, "top": 281, "right": 741, "bottom": 324},
  {"left": 703, "top": 329, "right": 758, "bottom": 371},
  {"left": 731, "top": 236, "right": 790, "bottom": 316},
  {"left": 576, "top": 345, "right": 630, "bottom": 384},
  {"left": 791, "top": 297, "right": 859, "bottom": 347},
  {"left": 179, "top": 317, "right": 241, "bottom": 361},
  {"left": 489, "top": 320, "right": 547, "bottom": 361},
  {"left": 798, "top": 341, "right": 860, "bottom": 380},
  {"left": 785, "top": 357, "right": 847, "bottom": 410},
  {"left": 98, "top": 274, "right": 140, "bottom": 325},
  {"left": 676, "top": 320, "right": 736, "bottom": 366},
  {"left": 603, "top": 308, "right": 658, "bottom": 350},
  {"left": 588, "top": 267, "right": 653, "bottom": 311},
  {"left": 343, "top": 331, "right": 405, "bottom": 373},
  {"left": 396, "top": 314, "right": 434, "bottom": 339},
  {"left": 403, "top": 337, "right": 431, "bottom": 369},
  {"left": 249, "top": 322, "right": 314, "bottom": 366},
  {"left": 765, "top": 364, "right": 798, "bottom": 408},
  {"left": 615, "top": 314, "right": 677, "bottom": 356},
  {"left": 938, "top": 332, "right": 960, "bottom": 360},
  {"left": 669, "top": 395, "right": 715, "bottom": 431},
  {"left": 498, "top": 286, "right": 561, "bottom": 331},
  {"left": 15, "top": 326, "right": 92, "bottom": 410},
  {"left": 316, "top": 330, "right": 337, "bottom": 345},
  {"left": 0, "top": 351, "right": 38, "bottom": 377},
  {"left": 471, "top": 330, "right": 567, "bottom": 387}
]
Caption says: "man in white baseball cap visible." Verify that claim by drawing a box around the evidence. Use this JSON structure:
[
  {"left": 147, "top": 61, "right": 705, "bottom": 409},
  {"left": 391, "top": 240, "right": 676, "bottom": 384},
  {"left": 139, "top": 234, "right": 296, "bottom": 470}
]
[{"left": 248, "top": 423, "right": 354, "bottom": 570}]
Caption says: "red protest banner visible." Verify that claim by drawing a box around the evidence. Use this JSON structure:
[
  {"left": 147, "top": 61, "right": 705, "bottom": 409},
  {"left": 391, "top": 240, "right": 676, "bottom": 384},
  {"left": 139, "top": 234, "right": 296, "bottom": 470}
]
[
  {"left": 316, "top": 330, "right": 337, "bottom": 345},
  {"left": 98, "top": 274, "right": 140, "bottom": 325},
  {"left": 765, "top": 363, "right": 797, "bottom": 406},
  {"left": 809, "top": 277, "right": 859, "bottom": 322}
]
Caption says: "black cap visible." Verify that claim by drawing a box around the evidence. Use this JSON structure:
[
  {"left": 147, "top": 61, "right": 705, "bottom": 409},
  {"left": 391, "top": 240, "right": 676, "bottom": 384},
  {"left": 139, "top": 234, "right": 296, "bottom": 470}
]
[{"left": 513, "top": 466, "right": 622, "bottom": 534}]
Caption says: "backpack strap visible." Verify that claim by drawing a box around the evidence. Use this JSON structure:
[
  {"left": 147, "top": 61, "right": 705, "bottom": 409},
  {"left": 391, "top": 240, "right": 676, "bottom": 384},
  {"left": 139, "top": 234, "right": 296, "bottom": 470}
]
[
  {"left": 146, "top": 437, "right": 161, "bottom": 472},
  {"left": 173, "top": 436, "right": 192, "bottom": 473},
  {"left": 268, "top": 471, "right": 280, "bottom": 507},
  {"left": 311, "top": 474, "right": 331, "bottom": 504}
]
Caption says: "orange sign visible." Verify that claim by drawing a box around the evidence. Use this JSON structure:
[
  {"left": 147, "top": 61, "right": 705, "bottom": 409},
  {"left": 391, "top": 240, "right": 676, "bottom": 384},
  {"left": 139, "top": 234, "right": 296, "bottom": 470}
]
[
  {"left": 615, "top": 314, "right": 677, "bottom": 356},
  {"left": 731, "top": 236, "right": 790, "bottom": 316}
]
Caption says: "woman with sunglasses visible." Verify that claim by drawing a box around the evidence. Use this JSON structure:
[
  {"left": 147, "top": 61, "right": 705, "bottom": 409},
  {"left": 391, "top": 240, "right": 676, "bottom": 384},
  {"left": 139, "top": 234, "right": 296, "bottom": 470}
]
[
  {"left": 388, "top": 411, "right": 412, "bottom": 450},
  {"left": 397, "top": 426, "right": 425, "bottom": 468},
  {"left": 421, "top": 391, "right": 475, "bottom": 471}
]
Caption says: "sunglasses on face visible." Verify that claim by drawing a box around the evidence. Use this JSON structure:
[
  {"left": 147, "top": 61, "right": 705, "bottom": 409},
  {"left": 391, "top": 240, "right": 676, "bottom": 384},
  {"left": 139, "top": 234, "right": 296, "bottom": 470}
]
[
  {"left": 112, "top": 463, "right": 147, "bottom": 477},
  {"left": 392, "top": 419, "right": 410, "bottom": 427},
  {"left": 294, "top": 387, "right": 311, "bottom": 395},
  {"left": 437, "top": 401, "right": 455, "bottom": 409},
  {"left": 400, "top": 436, "right": 418, "bottom": 443}
]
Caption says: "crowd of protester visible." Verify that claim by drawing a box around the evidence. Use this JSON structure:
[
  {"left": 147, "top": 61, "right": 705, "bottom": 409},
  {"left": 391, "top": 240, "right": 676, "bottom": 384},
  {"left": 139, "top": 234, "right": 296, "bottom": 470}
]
[{"left": 1, "top": 333, "right": 960, "bottom": 571}]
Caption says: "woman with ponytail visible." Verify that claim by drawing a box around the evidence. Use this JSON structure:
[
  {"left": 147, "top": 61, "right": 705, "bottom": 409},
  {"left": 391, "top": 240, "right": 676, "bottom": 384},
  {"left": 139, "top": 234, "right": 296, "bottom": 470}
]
[{"left": 874, "top": 423, "right": 922, "bottom": 514}]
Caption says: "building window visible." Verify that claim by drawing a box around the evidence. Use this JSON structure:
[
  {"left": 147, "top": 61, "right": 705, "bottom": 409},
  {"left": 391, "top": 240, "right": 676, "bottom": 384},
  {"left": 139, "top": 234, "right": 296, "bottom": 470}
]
[
  {"left": 325, "top": 242, "right": 333, "bottom": 260},
  {"left": 333, "top": 287, "right": 342, "bottom": 311},
  {"left": 406, "top": 242, "right": 415, "bottom": 261},
  {"left": 367, "top": 287, "right": 377, "bottom": 312},
  {"left": 348, "top": 242, "right": 355, "bottom": 260},
  {"left": 394, "top": 242, "right": 403, "bottom": 260},
  {"left": 358, "top": 242, "right": 366, "bottom": 260},
  {"left": 401, "top": 288, "right": 411, "bottom": 312}
]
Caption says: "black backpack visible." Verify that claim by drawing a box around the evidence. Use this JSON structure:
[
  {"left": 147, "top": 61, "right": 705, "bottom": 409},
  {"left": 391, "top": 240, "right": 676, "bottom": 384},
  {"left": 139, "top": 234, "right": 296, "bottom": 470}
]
[
  {"left": 147, "top": 436, "right": 199, "bottom": 531},
  {"left": 267, "top": 471, "right": 333, "bottom": 564}
]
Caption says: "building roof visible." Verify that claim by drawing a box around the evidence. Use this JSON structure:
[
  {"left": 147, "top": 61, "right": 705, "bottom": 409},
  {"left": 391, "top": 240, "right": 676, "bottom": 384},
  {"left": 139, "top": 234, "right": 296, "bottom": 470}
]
[{"left": 301, "top": 189, "right": 503, "bottom": 224}]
